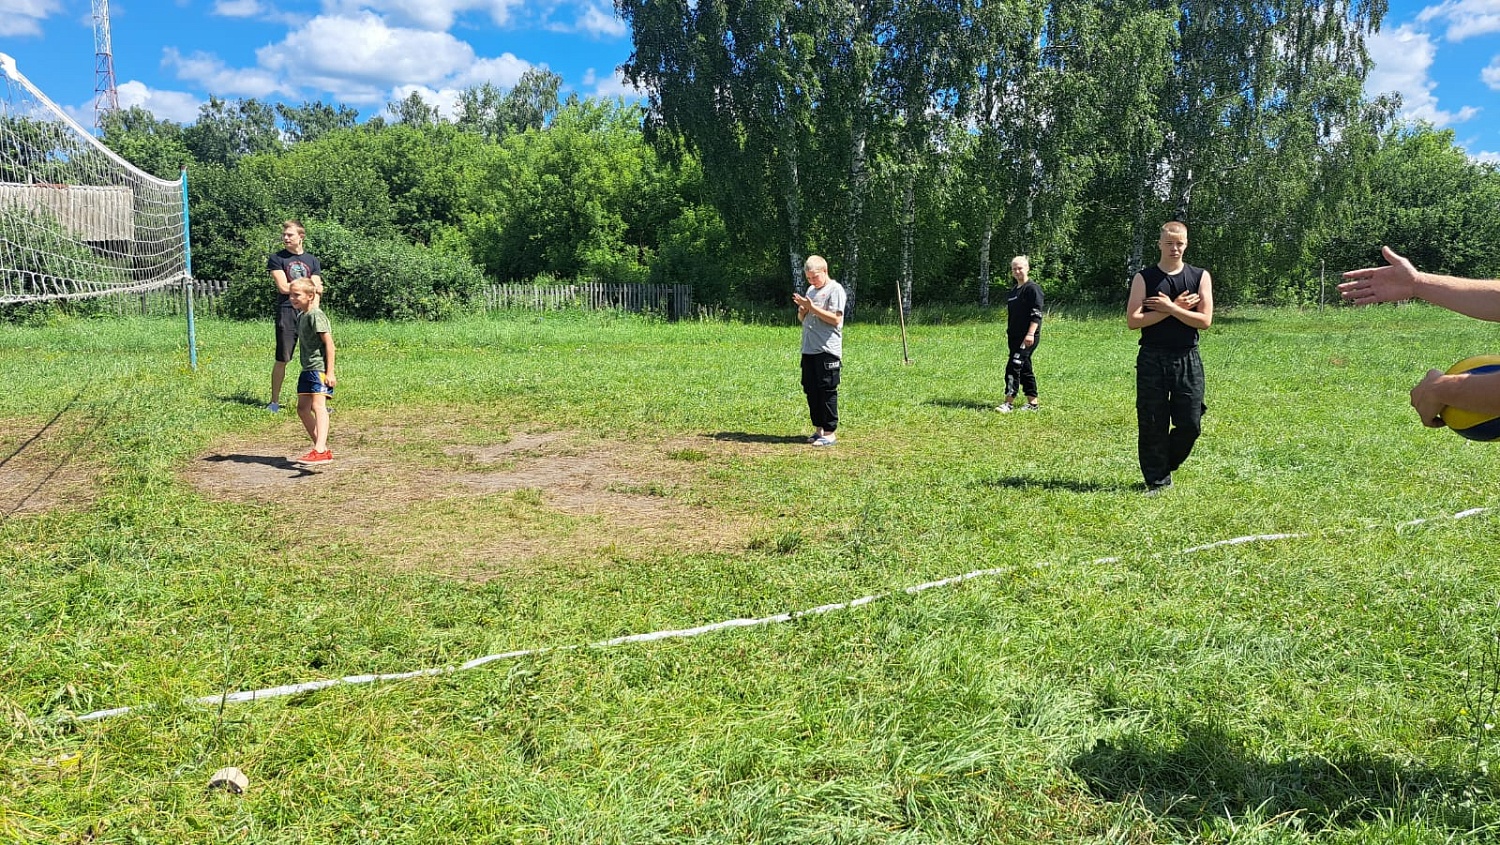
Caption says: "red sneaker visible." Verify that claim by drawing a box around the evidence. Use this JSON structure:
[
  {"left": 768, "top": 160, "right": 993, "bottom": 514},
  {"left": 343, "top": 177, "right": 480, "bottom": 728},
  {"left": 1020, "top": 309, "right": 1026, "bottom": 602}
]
[{"left": 296, "top": 449, "right": 333, "bottom": 465}]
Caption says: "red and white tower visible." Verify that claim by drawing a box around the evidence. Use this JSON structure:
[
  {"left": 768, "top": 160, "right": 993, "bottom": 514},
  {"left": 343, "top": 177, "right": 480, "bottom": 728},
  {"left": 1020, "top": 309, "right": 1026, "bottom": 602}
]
[{"left": 92, "top": 0, "right": 120, "bottom": 129}]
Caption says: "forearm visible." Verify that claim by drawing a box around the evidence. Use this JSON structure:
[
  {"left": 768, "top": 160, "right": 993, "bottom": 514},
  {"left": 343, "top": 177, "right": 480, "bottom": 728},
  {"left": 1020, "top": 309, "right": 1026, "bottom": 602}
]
[
  {"left": 1424, "top": 371, "right": 1500, "bottom": 416},
  {"left": 1413, "top": 273, "right": 1500, "bottom": 322},
  {"left": 1127, "top": 310, "right": 1169, "bottom": 330},
  {"left": 810, "top": 304, "right": 842, "bottom": 327},
  {"left": 1173, "top": 309, "right": 1211, "bottom": 329}
]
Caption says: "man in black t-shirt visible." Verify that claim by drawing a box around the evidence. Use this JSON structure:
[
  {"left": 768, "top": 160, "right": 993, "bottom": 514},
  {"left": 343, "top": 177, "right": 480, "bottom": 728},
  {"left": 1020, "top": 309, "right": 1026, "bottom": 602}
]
[
  {"left": 1126, "top": 221, "right": 1214, "bottom": 494},
  {"left": 266, "top": 220, "right": 323, "bottom": 412}
]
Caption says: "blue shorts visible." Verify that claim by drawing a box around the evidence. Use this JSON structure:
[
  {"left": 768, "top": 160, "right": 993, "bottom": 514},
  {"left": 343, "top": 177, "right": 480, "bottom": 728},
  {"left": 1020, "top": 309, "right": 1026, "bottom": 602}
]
[{"left": 296, "top": 371, "right": 334, "bottom": 396}]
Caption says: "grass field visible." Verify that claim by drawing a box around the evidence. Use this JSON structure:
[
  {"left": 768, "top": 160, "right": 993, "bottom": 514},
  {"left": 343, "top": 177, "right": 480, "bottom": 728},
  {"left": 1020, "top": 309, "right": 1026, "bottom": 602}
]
[{"left": 1, "top": 303, "right": 1498, "bottom": 843}]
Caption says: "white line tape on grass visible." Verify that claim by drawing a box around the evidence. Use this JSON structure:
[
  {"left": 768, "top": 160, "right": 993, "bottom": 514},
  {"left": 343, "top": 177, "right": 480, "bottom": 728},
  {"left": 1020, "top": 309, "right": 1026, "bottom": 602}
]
[{"left": 63, "top": 506, "right": 1492, "bottom": 724}]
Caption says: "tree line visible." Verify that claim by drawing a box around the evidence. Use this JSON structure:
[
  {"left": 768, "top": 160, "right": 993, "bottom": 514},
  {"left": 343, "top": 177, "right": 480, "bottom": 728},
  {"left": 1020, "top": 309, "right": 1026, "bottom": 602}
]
[{"left": 90, "top": 4, "right": 1500, "bottom": 320}]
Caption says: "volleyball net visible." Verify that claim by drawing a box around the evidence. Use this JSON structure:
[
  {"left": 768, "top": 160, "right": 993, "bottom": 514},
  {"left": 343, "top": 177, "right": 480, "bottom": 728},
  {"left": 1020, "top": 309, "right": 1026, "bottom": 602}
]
[{"left": 0, "top": 52, "right": 189, "bottom": 306}]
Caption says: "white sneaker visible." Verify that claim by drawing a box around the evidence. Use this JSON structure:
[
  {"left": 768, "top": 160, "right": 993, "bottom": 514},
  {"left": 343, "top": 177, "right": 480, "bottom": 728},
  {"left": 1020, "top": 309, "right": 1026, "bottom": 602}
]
[{"left": 996, "top": 402, "right": 1013, "bottom": 413}]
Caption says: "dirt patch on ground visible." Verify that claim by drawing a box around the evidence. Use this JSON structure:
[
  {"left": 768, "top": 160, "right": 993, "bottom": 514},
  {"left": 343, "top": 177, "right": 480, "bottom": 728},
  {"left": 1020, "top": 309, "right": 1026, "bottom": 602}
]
[
  {"left": 0, "top": 417, "right": 107, "bottom": 519},
  {"left": 180, "top": 413, "right": 763, "bottom": 578}
]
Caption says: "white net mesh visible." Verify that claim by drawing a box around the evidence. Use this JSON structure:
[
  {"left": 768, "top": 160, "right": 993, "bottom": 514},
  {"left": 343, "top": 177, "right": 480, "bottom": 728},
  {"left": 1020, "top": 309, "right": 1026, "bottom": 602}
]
[{"left": 0, "top": 53, "right": 187, "bottom": 305}]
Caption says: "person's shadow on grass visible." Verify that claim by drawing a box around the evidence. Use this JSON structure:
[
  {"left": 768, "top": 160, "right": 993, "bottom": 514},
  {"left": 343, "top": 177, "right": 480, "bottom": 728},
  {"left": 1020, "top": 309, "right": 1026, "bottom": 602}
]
[
  {"left": 203, "top": 453, "right": 317, "bottom": 477},
  {"left": 927, "top": 398, "right": 996, "bottom": 411},
  {"left": 1071, "top": 717, "right": 1493, "bottom": 837},
  {"left": 707, "top": 432, "right": 812, "bottom": 445},
  {"left": 218, "top": 392, "right": 267, "bottom": 408},
  {"left": 984, "top": 475, "right": 1133, "bottom": 493}
]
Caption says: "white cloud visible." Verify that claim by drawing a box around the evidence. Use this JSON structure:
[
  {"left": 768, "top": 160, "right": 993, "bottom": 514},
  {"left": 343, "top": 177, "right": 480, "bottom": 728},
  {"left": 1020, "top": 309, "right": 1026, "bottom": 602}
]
[
  {"left": 0, "top": 0, "right": 60, "bottom": 37},
  {"left": 1416, "top": 0, "right": 1500, "bottom": 43},
  {"left": 581, "top": 67, "right": 642, "bottom": 100},
  {"left": 321, "top": 0, "right": 525, "bottom": 30},
  {"left": 164, "top": 48, "right": 287, "bottom": 99},
  {"left": 259, "top": 13, "right": 478, "bottom": 88},
  {"left": 213, "top": 0, "right": 263, "bottom": 16},
  {"left": 376, "top": 55, "right": 538, "bottom": 117},
  {"left": 1485, "top": 55, "right": 1500, "bottom": 89},
  {"left": 212, "top": 0, "right": 302, "bottom": 25},
  {"left": 1366, "top": 24, "right": 1480, "bottom": 127},
  {"left": 453, "top": 54, "right": 534, "bottom": 89},
  {"left": 575, "top": 3, "right": 627, "bottom": 38},
  {"left": 116, "top": 80, "right": 203, "bottom": 123},
  {"left": 1474, "top": 150, "right": 1500, "bottom": 163}
]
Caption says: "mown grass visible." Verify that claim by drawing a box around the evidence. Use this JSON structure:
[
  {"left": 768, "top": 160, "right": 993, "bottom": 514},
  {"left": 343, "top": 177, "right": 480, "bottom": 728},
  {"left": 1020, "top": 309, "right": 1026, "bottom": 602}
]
[{"left": 1, "top": 304, "right": 1498, "bottom": 843}]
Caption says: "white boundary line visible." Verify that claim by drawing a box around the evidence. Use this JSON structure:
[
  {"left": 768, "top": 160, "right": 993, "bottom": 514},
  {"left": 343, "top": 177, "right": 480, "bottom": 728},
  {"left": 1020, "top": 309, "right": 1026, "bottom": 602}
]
[{"left": 61, "top": 506, "right": 1491, "bottom": 724}]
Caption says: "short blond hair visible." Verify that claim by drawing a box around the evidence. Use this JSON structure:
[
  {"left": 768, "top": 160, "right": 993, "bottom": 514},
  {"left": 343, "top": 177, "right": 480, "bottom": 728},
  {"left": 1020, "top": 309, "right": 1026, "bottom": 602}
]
[
  {"left": 282, "top": 220, "right": 306, "bottom": 237},
  {"left": 289, "top": 279, "right": 316, "bottom": 295},
  {"left": 804, "top": 254, "right": 828, "bottom": 274},
  {"left": 1011, "top": 255, "right": 1029, "bottom": 269},
  {"left": 1161, "top": 221, "right": 1188, "bottom": 238}
]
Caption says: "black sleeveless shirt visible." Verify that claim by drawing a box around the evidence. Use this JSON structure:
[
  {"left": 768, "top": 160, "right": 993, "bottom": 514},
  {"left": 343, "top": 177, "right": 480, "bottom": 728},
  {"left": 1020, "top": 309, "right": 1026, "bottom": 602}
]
[{"left": 1138, "top": 264, "right": 1203, "bottom": 350}]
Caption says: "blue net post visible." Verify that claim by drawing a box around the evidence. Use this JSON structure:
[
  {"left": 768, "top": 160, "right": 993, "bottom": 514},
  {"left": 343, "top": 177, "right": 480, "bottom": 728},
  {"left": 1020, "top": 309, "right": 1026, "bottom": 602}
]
[{"left": 182, "top": 168, "right": 198, "bottom": 370}]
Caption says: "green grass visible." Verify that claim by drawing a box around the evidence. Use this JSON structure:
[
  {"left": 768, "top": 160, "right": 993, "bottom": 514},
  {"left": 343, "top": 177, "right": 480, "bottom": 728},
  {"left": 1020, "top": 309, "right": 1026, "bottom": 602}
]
[{"left": 1, "top": 304, "right": 1498, "bottom": 843}]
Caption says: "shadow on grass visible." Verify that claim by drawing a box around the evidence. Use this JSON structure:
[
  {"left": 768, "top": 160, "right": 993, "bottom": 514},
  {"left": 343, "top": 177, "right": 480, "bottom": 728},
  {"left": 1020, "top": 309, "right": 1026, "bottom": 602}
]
[
  {"left": 1209, "top": 311, "right": 1264, "bottom": 326},
  {"left": 0, "top": 387, "right": 84, "bottom": 471},
  {"left": 1071, "top": 718, "right": 1497, "bottom": 835},
  {"left": 203, "top": 453, "right": 318, "bottom": 477},
  {"left": 984, "top": 475, "right": 1134, "bottom": 493},
  {"left": 1, "top": 386, "right": 108, "bottom": 526},
  {"left": 706, "top": 432, "right": 811, "bottom": 445},
  {"left": 218, "top": 392, "right": 267, "bottom": 408},
  {"left": 927, "top": 397, "right": 996, "bottom": 411}
]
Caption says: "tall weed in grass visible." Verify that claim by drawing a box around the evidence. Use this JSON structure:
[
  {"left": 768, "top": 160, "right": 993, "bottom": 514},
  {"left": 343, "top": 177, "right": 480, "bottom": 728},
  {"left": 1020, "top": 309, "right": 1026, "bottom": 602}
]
[{"left": 1, "top": 305, "right": 1498, "bottom": 842}]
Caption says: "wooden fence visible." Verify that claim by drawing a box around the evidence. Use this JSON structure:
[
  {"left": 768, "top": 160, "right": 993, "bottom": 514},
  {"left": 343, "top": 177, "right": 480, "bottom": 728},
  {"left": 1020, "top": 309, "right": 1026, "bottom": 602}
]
[
  {"left": 96, "top": 281, "right": 693, "bottom": 319},
  {"left": 480, "top": 283, "right": 691, "bottom": 318},
  {"left": 98, "top": 278, "right": 231, "bottom": 318}
]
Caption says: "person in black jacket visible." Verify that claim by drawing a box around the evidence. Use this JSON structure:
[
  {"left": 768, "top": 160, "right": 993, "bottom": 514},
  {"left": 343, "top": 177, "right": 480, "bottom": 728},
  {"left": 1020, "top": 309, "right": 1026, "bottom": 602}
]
[
  {"left": 1126, "top": 222, "right": 1214, "bottom": 495},
  {"left": 998, "top": 255, "right": 1044, "bottom": 413}
]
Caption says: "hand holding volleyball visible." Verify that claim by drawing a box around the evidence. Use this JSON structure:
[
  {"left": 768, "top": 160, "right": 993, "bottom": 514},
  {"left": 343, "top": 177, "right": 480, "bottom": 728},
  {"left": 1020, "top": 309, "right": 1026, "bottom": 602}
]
[{"left": 1431, "top": 355, "right": 1500, "bottom": 441}]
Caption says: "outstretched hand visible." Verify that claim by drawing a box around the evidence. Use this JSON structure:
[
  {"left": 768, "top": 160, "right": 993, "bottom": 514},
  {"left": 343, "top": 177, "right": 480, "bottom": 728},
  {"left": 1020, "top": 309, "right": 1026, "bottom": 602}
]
[{"left": 1339, "top": 246, "right": 1419, "bottom": 305}]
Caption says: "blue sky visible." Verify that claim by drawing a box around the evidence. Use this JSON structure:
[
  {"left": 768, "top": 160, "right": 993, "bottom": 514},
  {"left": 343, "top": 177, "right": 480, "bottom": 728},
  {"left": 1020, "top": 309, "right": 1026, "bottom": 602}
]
[{"left": 1, "top": 0, "right": 1498, "bottom": 162}]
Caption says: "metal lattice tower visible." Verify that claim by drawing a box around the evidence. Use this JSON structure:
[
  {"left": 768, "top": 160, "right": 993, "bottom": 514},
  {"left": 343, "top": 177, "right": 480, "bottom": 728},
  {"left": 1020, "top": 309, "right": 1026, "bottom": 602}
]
[{"left": 92, "top": 0, "right": 120, "bottom": 128}]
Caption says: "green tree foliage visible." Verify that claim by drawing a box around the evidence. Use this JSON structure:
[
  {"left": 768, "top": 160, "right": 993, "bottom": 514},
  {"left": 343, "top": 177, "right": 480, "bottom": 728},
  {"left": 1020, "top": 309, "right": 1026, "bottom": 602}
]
[
  {"left": 618, "top": 0, "right": 823, "bottom": 300},
  {"left": 184, "top": 163, "right": 274, "bottom": 285},
  {"left": 275, "top": 101, "right": 360, "bottom": 143},
  {"left": 313, "top": 220, "right": 487, "bottom": 320},
  {"left": 60, "top": 0, "right": 1499, "bottom": 318},
  {"left": 183, "top": 97, "right": 282, "bottom": 167},
  {"left": 99, "top": 107, "right": 192, "bottom": 180},
  {"left": 466, "top": 99, "right": 721, "bottom": 287},
  {"left": 457, "top": 70, "right": 565, "bottom": 140},
  {"left": 388, "top": 91, "right": 441, "bottom": 127},
  {"left": 239, "top": 138, "right": 399, "bottom": 238},
  {"left": 219, "top": 219, "right": 485, "bottom": 321},
  {"left": 1323, "top": 124, "right": 1500, "bottom": 282}
]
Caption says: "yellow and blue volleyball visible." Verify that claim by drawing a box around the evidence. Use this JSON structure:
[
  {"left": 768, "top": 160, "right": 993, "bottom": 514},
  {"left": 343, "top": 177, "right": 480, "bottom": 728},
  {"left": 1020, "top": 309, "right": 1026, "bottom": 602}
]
[{"left": 1440, "top": 355, "right": 1500, "bottom": 441}]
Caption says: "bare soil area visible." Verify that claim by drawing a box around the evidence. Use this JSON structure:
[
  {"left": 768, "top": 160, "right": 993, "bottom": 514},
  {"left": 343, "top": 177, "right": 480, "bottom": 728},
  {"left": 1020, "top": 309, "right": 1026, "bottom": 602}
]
[
  {"left": 0, "top": 418, "right": 106, "bottom": 519},
  {"left": 179, "top": 413, "right": 761, "bottom": 577}
]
